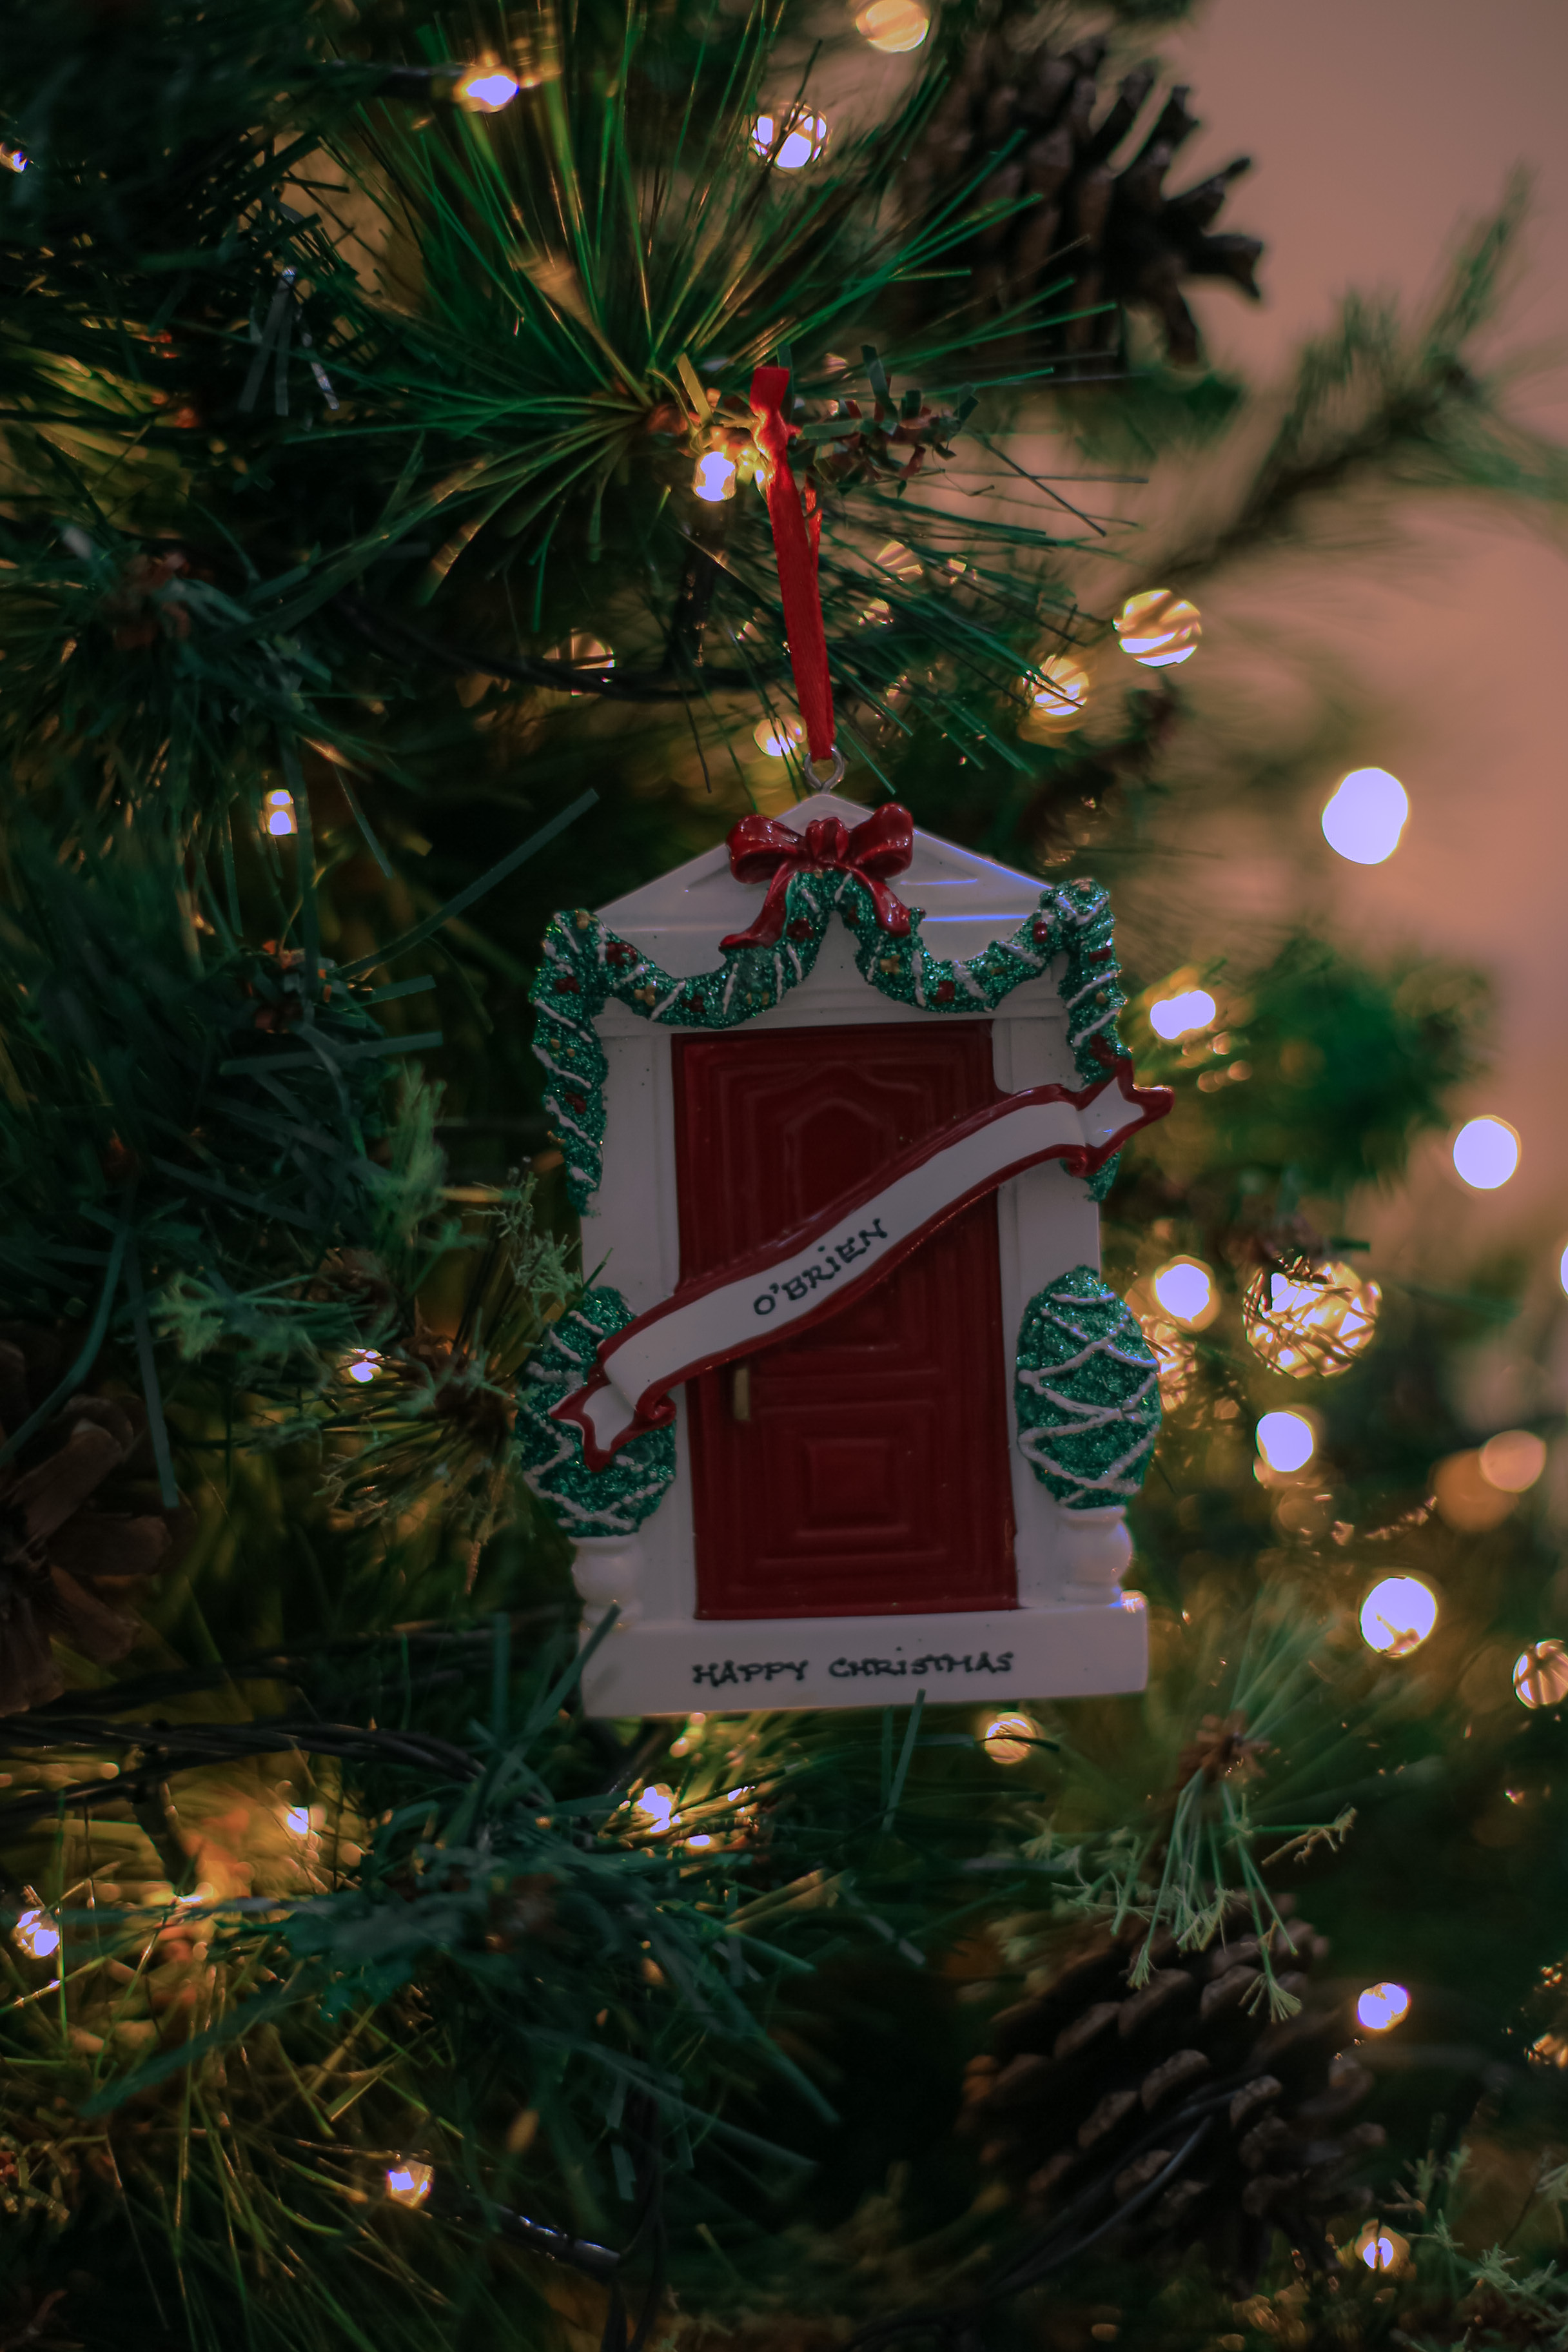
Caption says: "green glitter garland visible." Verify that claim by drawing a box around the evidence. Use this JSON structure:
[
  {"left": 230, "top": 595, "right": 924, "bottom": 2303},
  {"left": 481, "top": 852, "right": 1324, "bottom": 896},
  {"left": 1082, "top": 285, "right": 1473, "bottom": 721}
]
[
  {"left": 1014, "top": 1265, "right": 1162, "bottom": 1510},
  {"left": 530, "top": 867, "right": 1131, "bottom": 1210},
  {"left": 515, "top": 1286, "right": 675, "bottom": 1536}
]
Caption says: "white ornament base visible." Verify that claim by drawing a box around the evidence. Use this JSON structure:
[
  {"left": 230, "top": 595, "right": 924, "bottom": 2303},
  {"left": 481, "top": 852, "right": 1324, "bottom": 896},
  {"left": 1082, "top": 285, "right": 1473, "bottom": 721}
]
[{"left": 578, "top": 1594, "right": 1148, "bottom": 1716}]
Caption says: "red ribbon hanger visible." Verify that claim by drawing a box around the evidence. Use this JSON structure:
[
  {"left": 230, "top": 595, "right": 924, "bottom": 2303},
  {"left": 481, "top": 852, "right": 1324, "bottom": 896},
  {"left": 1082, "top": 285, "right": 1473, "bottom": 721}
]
[
  {"left": 750, "top": 363, "right": 839, "bottom": 783},
  {"left": 720, "top": 803, "right": 915, "bottom": 951}
]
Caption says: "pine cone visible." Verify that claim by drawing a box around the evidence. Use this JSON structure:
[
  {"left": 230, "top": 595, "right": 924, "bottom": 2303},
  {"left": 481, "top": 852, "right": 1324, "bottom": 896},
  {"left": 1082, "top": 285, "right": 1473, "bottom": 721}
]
[
  {"left": 902, "top": 33, "right": 1262, "bottom": 366},
  {"left": 961, "top": 1916, "right": 1382, "bottom": 2286},
  {"left": 0, "top": 1331, "right": 182, "bottom": 1714}
]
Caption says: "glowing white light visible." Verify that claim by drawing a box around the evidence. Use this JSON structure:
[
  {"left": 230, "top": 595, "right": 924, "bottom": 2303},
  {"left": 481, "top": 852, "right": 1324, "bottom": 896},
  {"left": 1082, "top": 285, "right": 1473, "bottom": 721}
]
[
  {"left": 634, "top": 1783, "right": 675, "bottom": 1834},
  {"left": 1255, "top": 1411, "right": 1315, "bottom": 1475},
  {"left": 1360, "top": 1575, "right": 1438, "bottom": 1658},
  {"left": 693, "top": 450, "right": 737, "bottom": 503},
  {"left": 1113, "top": 589, "right": 1200, "bottom": 668},
  {"left": 1020, "top": 654, "right": 1090, "bottom": 733},
  {"left": 686, "top": 1832, "right": 714, "bottom": 1850},
  {"left": 284, "top": 1805, "right": 311, "bottom": 1838},
  {"left": 263, "top": 787, "right": 297, "bottom": 838},
  {"left": 854, "top": 0, "right": 930, "bottom": 49},
  {"left": 386, "top": 2160, "right": 433, "bottom": 2206},
  {"left": 1, "top": 142, "right": 27, "bottom": 175},
  {"left": 1453, "top": 1116, "right": 1520, "bottom": 1191},
  {"left": 346, "top": 1352, "right": 380, "bottom": 1385},
  {"left": 1148, "top": 988, "right": 1216, "bottom": 1041},
  {"left": 1150, "top": 1257, "right": 1219, "bottom": 1331},
  {"left": 1514, "top": 1642, "right": 1568, "bottom": 1709},
  {"left": 456, "top": 64, "right": 520, "bottom": 110},
  {"left": 1360, "top": 2231, "right": 1403, "bottom": 2272},
  {"left": 1480, "top": 1429, "right": 1546, "bottom": 1493},
  {"left": 14, "top": 1908, "right": 59, "bottom": 1961},
  {"left": 981, "top": 1712, "right": 1038, "bottom": 1765},
  {"left": 753, "top": 715, "right": 803, "bottom": 759},
  {"left": 1320, "top": 768, "right": 1409, "bottom": 865},
  {"left": 1356, "top": 1981, "right": 1410, "bottom": 2033},
  {"left": 751, "top": 110, "right": 829, "bottom": 170}
]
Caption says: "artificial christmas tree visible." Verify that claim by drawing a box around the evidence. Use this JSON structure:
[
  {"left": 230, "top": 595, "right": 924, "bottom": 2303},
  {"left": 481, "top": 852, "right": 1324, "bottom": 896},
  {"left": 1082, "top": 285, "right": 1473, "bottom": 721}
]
[{"left": 4, "top": 3, "right": 1568, "bottom": 2351}]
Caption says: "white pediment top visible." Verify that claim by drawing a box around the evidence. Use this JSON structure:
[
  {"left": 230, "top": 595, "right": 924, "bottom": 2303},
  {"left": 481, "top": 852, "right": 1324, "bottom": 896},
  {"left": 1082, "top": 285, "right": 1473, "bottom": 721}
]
[{"left": 593, "top": 793, "right": 1048, "bottom": 974}]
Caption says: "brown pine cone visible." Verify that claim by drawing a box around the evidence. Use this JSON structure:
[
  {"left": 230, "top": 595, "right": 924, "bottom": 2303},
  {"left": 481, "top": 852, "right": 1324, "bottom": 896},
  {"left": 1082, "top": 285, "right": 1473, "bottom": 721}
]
[
  {"left": 901, "top": 32, "right": 1262, "bottom": 366},
  {"left": 961, "top": 1915, "right": 1382, "bottom": 2287},
  {"left": 0, "top": 1331, "right": 183, "bottom": 1714}
]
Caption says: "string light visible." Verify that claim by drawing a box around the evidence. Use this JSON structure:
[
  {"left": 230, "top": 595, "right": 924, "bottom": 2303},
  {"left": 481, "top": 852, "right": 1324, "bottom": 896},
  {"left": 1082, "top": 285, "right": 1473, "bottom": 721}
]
[
  {"left": 13, "top": 1908, "right": 59, "bottom": 1961},
  {"left": 345, "top": 1351, "right": 380, "bottom": 1385},
  {"left": 981, "top": 1712, "right": 1039, "bottom": 1764},
  {"left": 1019, "top": 654, "right": 1090, "bottom": 736},
  {"left": 751, "top": 110, "right": 830, "bottom": 170},
  {"left": 284, "top": 1805, "right": 312, "bottom": 1838},
  {"left": 1453, "top": 1115, "right": 1520, "bottom": 1191},
  {"left": 1321, "top": 767, "right": 1408, "bottom": 865},
  {"left": 1560, "top": 1241, "right": 1568, "bottom": 1296},
  {"left": 262, "top": 787, "right": 297, "bottom": 838},
  {"left": 692, "top": 449, "right": 738, "bottom": 503},
  {"left": 1113, "top": 589, "right": 1200, "bottom": 669},
  {"left": 1514, "top": 1642, "right": 1568, "bottom": 1709},
  {"left": 854, "top": 0, "right": 930, "bottom": 48},
  {"left": 0, "top": 141, "right": 28, "bottom": 175},
  {"left": 633, "top": 1783, "right": 675, "bottom": 1834},
  {"left": 454, "top": 60, "right": 520, "bottom": 111},
  {"left": 1359, "top": 1575, "right": 1438, "bottom": 1658},
  {"left": 753, "top": 715, "right": 803, "bottom": 759},
  {"left": 1255, "top": 1411, "right": 1315, "bottom": 1475},
  {"left": 1242, "top": 1261, "right": 1379, "bottom": 1378},
  {"left": 1356, "top": 2224, "right": 1409, "bottom": 2273},
  {"left": 870, "top": 538, "right": 922, "bottom": 583},
  {"left": 1480, "top": 1429, "right": 1546, "bottom": 1493},
  {"left": 1148, "top": 987, "right": 1216, "bottom": 1041},
  {"left": 1355, "top": 1980, "right": 1410, "bottom": 2032},
  {"left": 1150, "top": 1256, "right": 1220, "bottom": 1331},
  {"left": 386, "top": 2160, "right": 434, "bottom": 2206}
]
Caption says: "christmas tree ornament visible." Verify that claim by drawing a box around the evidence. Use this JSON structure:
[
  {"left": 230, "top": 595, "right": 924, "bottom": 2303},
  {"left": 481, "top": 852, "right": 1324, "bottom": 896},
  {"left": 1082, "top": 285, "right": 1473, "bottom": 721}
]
[
  {"left": 961, "top": 1913, "right": 1380, "bottom": 2287},
  {"left": 899, "top": 40, "right": 1261, "bottom": 364},
  {"left": 1115, "top": 589, "right": 1202, "bottom": 668},
  {"left": 522, "top": 365, "right": 1173, "bottom": 1714},
  {"left": 1242, "top": 1259, "right": 1379, "bottom": 1377}
]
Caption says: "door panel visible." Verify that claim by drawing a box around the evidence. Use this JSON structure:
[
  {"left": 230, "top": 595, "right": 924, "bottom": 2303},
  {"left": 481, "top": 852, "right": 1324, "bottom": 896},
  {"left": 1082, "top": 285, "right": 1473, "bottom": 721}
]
[{"left": 673, "top": 1022, "right": 1017, "bottom": 1618}]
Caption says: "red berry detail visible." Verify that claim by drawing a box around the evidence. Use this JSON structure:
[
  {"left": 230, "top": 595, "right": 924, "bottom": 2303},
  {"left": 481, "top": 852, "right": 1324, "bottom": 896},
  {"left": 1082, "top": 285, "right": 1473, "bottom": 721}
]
[
  {"left": 934, "top": 981, "right": 955, "bottom": 1003},
  {"left": 787, "top": 919, "right": 813, "bottom": 941}
]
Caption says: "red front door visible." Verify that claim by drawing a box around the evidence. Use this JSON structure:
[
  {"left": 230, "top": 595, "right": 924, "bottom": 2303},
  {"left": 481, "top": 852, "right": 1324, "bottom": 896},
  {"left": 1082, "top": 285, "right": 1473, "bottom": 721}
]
[{"left": 673, "top": 1022, "right": 1016, "bottom": 1619}]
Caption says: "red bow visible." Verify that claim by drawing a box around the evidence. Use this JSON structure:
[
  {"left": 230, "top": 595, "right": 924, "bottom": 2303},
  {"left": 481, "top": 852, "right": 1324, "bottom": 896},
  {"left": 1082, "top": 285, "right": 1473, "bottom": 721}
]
[{"left": 720, "top": 803, "right": 916, "bottom": 952}]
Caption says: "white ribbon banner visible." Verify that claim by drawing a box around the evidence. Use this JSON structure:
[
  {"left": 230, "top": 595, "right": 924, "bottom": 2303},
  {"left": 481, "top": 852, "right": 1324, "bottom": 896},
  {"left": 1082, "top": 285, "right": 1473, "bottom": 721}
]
[{"left": 552, "top": 1060, "right": 1170, "bottom": 1472}]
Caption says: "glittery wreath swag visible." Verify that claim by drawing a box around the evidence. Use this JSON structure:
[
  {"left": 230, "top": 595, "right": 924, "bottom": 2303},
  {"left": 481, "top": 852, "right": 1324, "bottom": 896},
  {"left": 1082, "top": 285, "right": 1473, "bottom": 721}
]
[
  {"left": 1015, "top": 1266, "right": 1161, "bottom": 1509},
  {"left": 531, "top": 868, "right": 1130, "bottom": 1209},
  {"left": 515, "top": 1288, "right": 674, "bottom": 1535}
]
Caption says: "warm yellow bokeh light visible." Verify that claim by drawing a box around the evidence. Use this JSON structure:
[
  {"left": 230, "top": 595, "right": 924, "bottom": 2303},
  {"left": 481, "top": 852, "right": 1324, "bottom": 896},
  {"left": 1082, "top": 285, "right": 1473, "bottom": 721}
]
[
  {"left": 1242, "top": 1260, "right": 1380, "bottom": 1378},
  {"left": 1150, "top": 1256, "right": 1219, "bottom": 1331},
  {"left": 693, "top": 450, "right": 738, "bottom": 503},
  {"left": 1149, "top": 987, "right": 1216, "bottom": 1040},
  {"left": 263, "top": 787, "right": 297, "bottom": 838},
  {"left": 1514, "top": 1642, "right": 1568, "bottom": 1710},
  {"left": 981, "top": 1712, "right": 1039, "bottom": 1765},
  {"left": 854, "top": 0, "right": 930, "bottom": 50},
  {"left": 634, "top": 1783, "right": 676, "bottom": 1834},
  {"left": 1360, "top": 1575, "right": 1438, "bottom": 1658},
  {"left": 13, "top": 1908, "right": 59, "bottom": 1961},
  {"left": 1355, "top": 1980, "right": 1410, "bottom": 2033},
  {"left": 753, "top": 716, "right": 803, "bottom": 760},
  {"left": 1321, "top": 768, "right": 1408, "bottom": 865},
  {"left": 455, "top": 61, "right": 520, "bottom": 110},
  {"left": 1480, "top": 1429, "right": 1546, "bottom": 1493},
  {"left": 1019, "top": 654, "right": 1090, "bottom": 735},
  {"left": 752, "top": 110, "right": 829, "bottom": 169},
  {"left": 1356, "top": 2225, "right": 1409, "bottom": 2273},
  {"left": 1255, "top": 1410, "right": 1315, "bottom": 1475},
  {"left": 1453, "top": 1116, "right": 1520, "bottom": 1191},
  {"left": 386, "top": 2161, "right": 434, "bottom": 2206},
  {"left": 284, "top": 1805, "right": 312, "bottom": 1838},
  {"left": 1113, "top": 589, "right": 1200, "bottom": 668}
]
